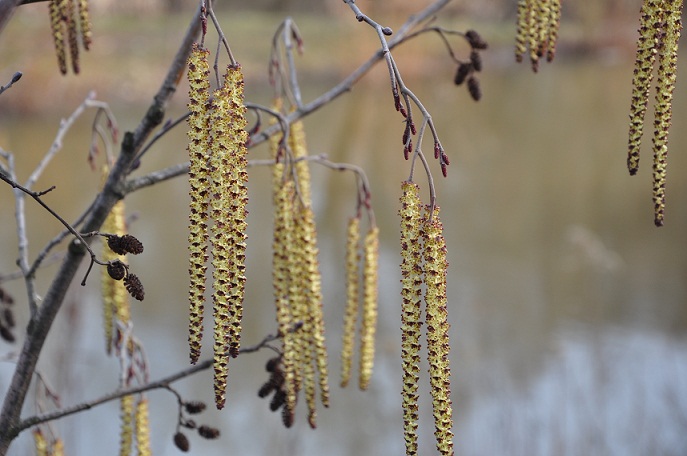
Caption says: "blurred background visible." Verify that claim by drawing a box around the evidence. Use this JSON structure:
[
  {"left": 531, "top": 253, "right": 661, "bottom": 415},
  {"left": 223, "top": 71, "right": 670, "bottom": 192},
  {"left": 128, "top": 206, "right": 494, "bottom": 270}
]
[{"left": 1, "top": 1, "right": 686, "bottom": 455}]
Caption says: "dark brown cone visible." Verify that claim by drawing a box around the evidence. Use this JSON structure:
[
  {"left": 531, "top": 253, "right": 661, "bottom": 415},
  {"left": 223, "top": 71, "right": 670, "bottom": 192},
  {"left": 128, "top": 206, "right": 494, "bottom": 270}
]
[
  {"left": 173, "top": 432, "right": 190, "bottom": 452},
  {"left": 198, "top": 425, "right": 220, "bottom": 439},
  {"left": 183, "top": 401, "right": 207, "bottom": 414},
  {"left": 107, "top": 260, "right": 126, "bottom": 281},
  {"left": 124, "top": 274, "right": 145, "bottom": 301}
]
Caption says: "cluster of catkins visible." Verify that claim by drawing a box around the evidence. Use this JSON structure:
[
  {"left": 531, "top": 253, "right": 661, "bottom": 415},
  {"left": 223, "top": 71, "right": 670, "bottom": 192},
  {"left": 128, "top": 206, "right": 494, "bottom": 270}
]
[
  {"left": 340, "top": 216, "right": 379, "bottom": 391},
  {"left": 453, "top": 30, "right": 488, "bottom": 102},
  {"left": 269, "top": 107, "right": 332, "bottom": 429},
  {"left": 627, "top": 0, "right": 684, "bottom": 226},
  {"left": 186, "top": 43, "right": 249, "bottom": 410},
  {"left": 173, "top": 400, "right": 220, "bottom": 452},
  {"left": 0, "top": 286, "right": 15, "bottom": 343},
  {"left": 118, "top": 395, "right": 152, "bottom": 456},
  {"left": 98, "top": 179, "right": 152, "bottom": 456},
  {"left": 399, "top": 181, "right": 453, "bottom": 456},
  {"left": 514, "top": 0, "right": 562, "bottom": 72},
  {"left": 32, "top": 428, "right": 64, "bottom": 456},
  {"left": 48, "top": 0, "right": 92, "bottom": 74}
]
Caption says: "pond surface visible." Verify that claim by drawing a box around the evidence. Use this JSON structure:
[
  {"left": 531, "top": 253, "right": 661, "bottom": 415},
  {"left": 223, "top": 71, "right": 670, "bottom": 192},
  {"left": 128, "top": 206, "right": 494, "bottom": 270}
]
[{"left": 1, "top": 9, "right": 687, "bottom": 456}]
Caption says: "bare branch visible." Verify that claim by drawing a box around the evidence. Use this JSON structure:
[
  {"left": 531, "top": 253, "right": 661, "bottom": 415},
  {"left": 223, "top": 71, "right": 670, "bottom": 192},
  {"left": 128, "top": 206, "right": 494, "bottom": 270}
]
[
  {"left": 0, "top": 7, "right": 203, "bottom": 452},
  {"left": 15, "top": 326, "right": 292, "bottom": 432}
]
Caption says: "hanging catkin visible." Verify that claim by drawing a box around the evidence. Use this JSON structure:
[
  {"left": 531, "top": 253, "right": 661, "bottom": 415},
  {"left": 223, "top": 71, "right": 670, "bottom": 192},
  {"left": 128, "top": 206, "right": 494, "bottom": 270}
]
[
  {"left": 422, "top": 206, "right": 454, "bottom": 456},
  {"left": 186, "top": 43, "right": 211, "bottom": 365},
  {"left": 399, "top": 181, "right": 423, "bottom": 455},
  {"left": 340, "top": 216, "right": 361, "bottom": 388}
]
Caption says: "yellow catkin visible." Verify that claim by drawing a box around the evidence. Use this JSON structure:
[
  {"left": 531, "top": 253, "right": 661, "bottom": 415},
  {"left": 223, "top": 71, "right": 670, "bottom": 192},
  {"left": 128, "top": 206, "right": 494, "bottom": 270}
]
[
  {"left": 101, "top": 192, "right": 130, "bottom": 353},
  {"left": 49, "top": 0, "right": 67, "bottom": 74},
  {"left": 514, "top": 0, "right": 529, "bottom": 62},
  {"left": 422, "top": 207, "right": 454, "bottom": 456},
  {"left": 652, "top": 0, "right": 683, "bottom": 226},
  {"left": 77, "top": 0, "right": 92, "bottom": 50},
  {"left": 546, "top": 0, "right": 561, "bottom": 61},
  {"left": 209, "top": 64, "right": 248, "bottom": 409},
  {"left": 273, "top": 178, "right": 298, "bottom": 424},
  {"left": 135, "top": 397, "right": 152, "bottom": 456},
  {"left": 628, "top": 0, "right": 662, "bottom": 175},
  {"left": 65, "top": 0, "right": 79, "bottom": 74},
  {"left": 358, "top": 226, "right": 379, "bottom": 391},
  {"left": 515, "top": 0, "right": 561, "bottom": 71},
  {"left": 33, "top": 429, "right": 48, "bottom": 456},
  {"left": 186, "top": 44, "right": 211, "bottom": 365},
  {"left": 340, "top": 216, "right": 361, "bottom": 388},
  {"left": 51, "top": 438, "right": 64, "bottom": 456},
  {"left": 399, "top": 181, "right": 423, "bottom": 456},
  {"left": 270, "top": 102, "right": 299, "bottom": 424},
  {"left": 119, "top": 394, "right": 135, "bottom": 456}
]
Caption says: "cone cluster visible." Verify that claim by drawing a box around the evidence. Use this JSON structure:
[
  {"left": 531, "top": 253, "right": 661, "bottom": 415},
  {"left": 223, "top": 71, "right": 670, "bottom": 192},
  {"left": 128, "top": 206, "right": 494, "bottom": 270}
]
[
  {"left": 399, "top": 181, "right": 454, "bottom": 456},
  {"left": 269, "top": 109, "right": 331, "bottom": 428},
  {"left": 48, "top": 0, "right": 92, "bottom": 74},
  {"left": 186, "top": 43, "right": 249, "bottom": 409},
  {"left": 515, "top": 0, "right": 561, "bottom": 72},
  {"left": 627, "top": 0, "right": 684, "bottom": 226}
]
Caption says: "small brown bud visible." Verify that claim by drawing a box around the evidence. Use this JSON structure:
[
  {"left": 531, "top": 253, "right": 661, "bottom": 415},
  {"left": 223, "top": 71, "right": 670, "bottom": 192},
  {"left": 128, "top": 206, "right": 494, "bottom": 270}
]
[
  {"left": 173, "top": 432, "right": 190, "bottom": 452},
  {"left": 183, "top": 401, "right": 207, "bottom": 414},
  {"left": 0, "top": 287, "right": 14, "bottom": 305},
  {"left": 467, "top": 76, "right": 482, "bottom": 101},
  {"left": 124, "top": 274, "right": 145, "bottom": 301},
  {"left": 198, "top": 425, "right": 220, "bottom": 439},
  {"left": 182, "top": 419, "right": 197, "bottom": 429},
  {"left": 107, "top": 260, "right": 127, "bottom": 281},
  {"left": 0, "top": 325, "right": 14, "bottom": 343},
  {"left": 107, "top": 234, "right": 144, "bottom": 255},
  {"left": 453, "top": 62, "right": 472, "bottom": 86},
  {"left": 270, "top": 389, "right": 287, "bottom": 411},
  {"left": 465, "top": 29, "right": 488, "bottom": 50},
  {"left": 281, "top": 405, "right": 294, "bottom": 428},
  {"left": 265, "top": 356, "right": 281, "bottom": 373},
  {"left": 3, "top": 308, "right": 15, "bottom": 328},
  {"left": 469, "top": 50, "right": 482, "bottom": 72}
]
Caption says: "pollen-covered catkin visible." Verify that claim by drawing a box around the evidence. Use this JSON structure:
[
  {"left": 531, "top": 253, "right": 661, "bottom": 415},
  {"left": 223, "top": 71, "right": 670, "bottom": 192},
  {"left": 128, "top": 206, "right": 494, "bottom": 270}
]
[
  {"left": 290, "top": 118, "right": 330, "bottom": 412},
  {"left": 209, "top": 64, "right": 249, "bottom": 409},
  {"left": 515, "top": 0, "right": 562, "bottom": 71},
  {"left": 33, "top": 429, "right": 48, "bottom": 456},
  {"left": 399, "top": 181, "right": 424, "bottom": 455},
  {"left": 77, "top": 0, "right": 92, "bottom": 50},
  {"left": 119, "top": 394, "right": 135, "bottom": 456},
  {"left": 186, "top": 43, "right": 211, "bottom": 365},
  {"left": 101, "top": 187, "right": 130, "bottom": 354},
  {"left": 628, "top": 0, "right": 662, "bottom": 175},
  {"left": 49, "top": 0, "right": 67, "bottom": 74},
  {"left": 358, "top": 226, "right": 379, "bottom": 391},
  {"left": 652, "top": 0, "right": 683, "bottom": 226},
  {"left": 65, "top": 0, "right": 80, "bottom": 74},
  {"left": 340, "top": 216, "right": 361, "bottom": 388},
  {"left": 135, "top": 397, "right": 152, "bottom": 456},
  {"left": 422, "top": 207, "right": 454, "bottom": 456}
]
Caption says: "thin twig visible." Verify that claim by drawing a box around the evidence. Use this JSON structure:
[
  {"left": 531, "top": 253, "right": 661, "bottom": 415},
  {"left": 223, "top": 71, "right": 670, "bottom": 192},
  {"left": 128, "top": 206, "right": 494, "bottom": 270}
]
[{"left": 0, "top": 71, "right": 21, "bottom": 96}]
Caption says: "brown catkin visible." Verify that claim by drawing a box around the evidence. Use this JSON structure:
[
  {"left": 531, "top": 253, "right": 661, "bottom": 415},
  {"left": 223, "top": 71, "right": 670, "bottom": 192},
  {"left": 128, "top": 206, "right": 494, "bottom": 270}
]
[
  {"left": 358, "top": 226, "right": 379, "bottom": 391},
  {"left": 340, "top": 216, "right": 361, "bottom": 388},
  {"left": 186, "top": 43, "right": 211, "bottom": 365},
  {"left": 399, "top": 181, "right": 424, "bottom": 455},
  {"left": 422, "top": 207, "right": 454, "bottom": 456}
]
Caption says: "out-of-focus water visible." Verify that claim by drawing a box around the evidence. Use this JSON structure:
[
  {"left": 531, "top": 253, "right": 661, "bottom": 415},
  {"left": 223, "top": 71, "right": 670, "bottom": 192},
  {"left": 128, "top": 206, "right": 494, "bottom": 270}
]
[{"left": 1, "top": 9, "right": 687, "bottom": 456}]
